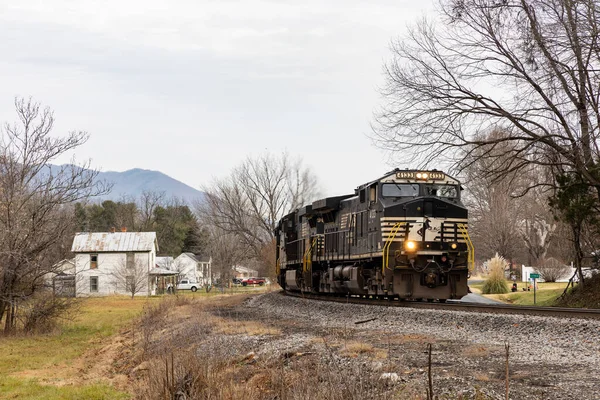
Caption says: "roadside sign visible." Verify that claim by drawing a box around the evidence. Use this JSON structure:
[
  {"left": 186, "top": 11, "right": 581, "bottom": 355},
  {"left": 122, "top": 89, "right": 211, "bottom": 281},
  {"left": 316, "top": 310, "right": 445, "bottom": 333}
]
[{"left": 530, "top": 273, "right": 540, "bottom": 304}]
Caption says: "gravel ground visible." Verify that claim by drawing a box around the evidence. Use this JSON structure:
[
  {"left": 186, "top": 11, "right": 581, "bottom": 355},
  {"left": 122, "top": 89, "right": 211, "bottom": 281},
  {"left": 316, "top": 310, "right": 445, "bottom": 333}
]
[{"left": 238, "top": 292, "right": 600, "bottom": 399}]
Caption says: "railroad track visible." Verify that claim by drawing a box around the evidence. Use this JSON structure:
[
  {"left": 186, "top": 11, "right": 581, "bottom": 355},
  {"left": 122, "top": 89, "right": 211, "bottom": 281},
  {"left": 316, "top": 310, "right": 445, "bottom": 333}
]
[{"left": 282, "top": 290, "right": 600, "bottom": 320}]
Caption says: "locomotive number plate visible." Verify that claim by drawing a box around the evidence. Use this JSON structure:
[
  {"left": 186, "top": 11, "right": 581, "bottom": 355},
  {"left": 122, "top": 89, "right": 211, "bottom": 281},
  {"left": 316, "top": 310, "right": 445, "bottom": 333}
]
[{"left": 396, "top": 171, "right": 446, "bottom": 180}]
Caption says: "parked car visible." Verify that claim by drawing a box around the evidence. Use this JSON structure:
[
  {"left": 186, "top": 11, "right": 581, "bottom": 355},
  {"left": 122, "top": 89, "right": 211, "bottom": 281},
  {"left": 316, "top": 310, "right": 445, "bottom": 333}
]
[
  {"left": 242, "top": 277, "right": 266, "bottom": 286},
  {"left": 176, "top": 279, "right": 200, "bottom": 292},
  {"left": 232, "top": 277, "right": 243, "bottom": 285}
]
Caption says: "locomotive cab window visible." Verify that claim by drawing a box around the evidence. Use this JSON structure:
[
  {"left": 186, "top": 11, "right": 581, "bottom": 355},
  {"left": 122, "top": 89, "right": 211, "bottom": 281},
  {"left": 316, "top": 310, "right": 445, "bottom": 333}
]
[
  {"left": 425, "top": 184, "right": 458, "bottom": 199},
  {"left": 381, "top": 183, "right": 419, "bottom": 197}
]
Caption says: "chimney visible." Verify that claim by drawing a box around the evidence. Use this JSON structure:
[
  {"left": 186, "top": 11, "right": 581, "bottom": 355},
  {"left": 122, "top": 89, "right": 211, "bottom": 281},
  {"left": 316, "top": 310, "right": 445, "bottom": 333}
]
[
  {"left": 110, "top": 227, "right": 116, "bottom": 233},
  {"left": 121, "top": 227, "right": 127, "bottom": 232}
]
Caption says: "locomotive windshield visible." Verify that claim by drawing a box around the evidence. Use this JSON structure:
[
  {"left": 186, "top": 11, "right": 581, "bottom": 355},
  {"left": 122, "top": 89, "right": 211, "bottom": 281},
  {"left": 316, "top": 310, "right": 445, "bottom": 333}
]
[
  {"left": 381, "top": 183, "right": 419, "bottom": 197},
  {"left": 425, "top": 184, "right": 458, "bottom": 198}
]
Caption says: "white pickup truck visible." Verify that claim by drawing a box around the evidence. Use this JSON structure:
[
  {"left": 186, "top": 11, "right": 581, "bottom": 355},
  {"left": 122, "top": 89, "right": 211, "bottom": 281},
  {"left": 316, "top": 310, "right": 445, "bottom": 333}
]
[{"left": 175, "top": 279, "right": 200, "bottom": 292}]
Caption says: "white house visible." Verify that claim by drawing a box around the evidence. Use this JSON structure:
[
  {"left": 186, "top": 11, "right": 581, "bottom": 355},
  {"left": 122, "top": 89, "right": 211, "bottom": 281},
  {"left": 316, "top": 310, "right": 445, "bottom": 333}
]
[
  {"left": 71, "top": 231, "right": 158, "bottom": 297},
  {"left": 173, "top": 253, "right": 212, "bottom": 284}
]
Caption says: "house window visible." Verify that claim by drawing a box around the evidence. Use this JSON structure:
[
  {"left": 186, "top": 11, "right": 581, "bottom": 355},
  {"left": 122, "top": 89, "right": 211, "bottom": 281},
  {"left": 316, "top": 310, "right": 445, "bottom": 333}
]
[
  {"left": 125, "top": 275, "right": 134, "bottom": 291},
  {"left": 126, "top": 253, "right": 135, "bottom": 269},
  {"left": 90, "top": 276, "right": 99, "bottom": 292},
  {"left": 90, "top": 254, "right": 98, "bottom": 269}
]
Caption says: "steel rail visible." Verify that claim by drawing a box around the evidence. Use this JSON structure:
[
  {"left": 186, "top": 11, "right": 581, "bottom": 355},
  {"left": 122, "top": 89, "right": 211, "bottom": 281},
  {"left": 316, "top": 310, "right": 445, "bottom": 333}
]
[{"left": 282, "top": 290, "right": 600, "bottom": 320}]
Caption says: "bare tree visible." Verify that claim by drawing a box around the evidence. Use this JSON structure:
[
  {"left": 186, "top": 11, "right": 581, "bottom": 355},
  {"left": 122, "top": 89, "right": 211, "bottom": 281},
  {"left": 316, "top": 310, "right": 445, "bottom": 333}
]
[
  {"left": 372, "top": 0, "right": 600, "bottom": 191},
  {"left": 463, "top": 133, "right": 527, "bottom": 264},
  {"left": 198, "top": 152, "right": 320, "bottom": 274},
  {"left": 519, "top": 206, "right": 557, "bottom": 267},
  {"left": 111, "top": 257, "right": 149, "bottom": 299},
  {"left": 372, "top": 0, "right": 600, "bottom": 286},
  {"left": 138, "top": 190, "right": 166, "bottom": 231},
  {"left": 513, "top": 163, "right": 557, "bottom": 266},
  {"left": 0, "top": 97, "right": 109, "bottom": 333},
  {"left": 203, "top": 225, "right": 249, "bottom": 286}
]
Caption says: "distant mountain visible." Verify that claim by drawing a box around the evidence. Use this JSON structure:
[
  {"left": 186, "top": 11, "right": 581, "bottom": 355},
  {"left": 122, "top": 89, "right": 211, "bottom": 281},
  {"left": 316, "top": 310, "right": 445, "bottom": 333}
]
[
  {"left": 48, "top": 165, "right": 205, "bottom": 204},
  {"left": 97, "top": 168, "right": 205, "bottom": 204}
]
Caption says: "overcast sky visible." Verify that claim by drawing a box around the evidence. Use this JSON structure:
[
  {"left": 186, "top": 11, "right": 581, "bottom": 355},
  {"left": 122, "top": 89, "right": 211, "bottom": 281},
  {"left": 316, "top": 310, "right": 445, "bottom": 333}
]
[{"left": 0, "top": 0, "right": 436, "bottom": 196}]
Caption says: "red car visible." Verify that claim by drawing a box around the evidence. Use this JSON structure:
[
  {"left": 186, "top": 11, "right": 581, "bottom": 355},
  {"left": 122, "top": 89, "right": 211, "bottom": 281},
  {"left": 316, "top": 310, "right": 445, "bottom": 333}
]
[{"left": 242, "top": 277, "right": 266, "bottom": 286}]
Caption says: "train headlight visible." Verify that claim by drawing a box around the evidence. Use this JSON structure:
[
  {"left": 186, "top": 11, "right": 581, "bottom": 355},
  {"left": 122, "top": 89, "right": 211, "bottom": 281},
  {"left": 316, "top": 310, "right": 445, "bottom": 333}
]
[
  {"left": 405, "top": 241, "right": 417, "bottom": 251},
  {"left": 450, "top": 243, "right": 458, "bottom": 250},
  {"left": 416, "top": 173, "right": 422, "bottom": 179}
]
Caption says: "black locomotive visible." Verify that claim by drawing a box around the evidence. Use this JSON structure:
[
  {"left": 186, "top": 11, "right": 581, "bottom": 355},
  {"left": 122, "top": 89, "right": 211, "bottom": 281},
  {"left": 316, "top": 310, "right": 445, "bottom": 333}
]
[{"left": 275, "top": 169, "right": 473, "bottom": 301}]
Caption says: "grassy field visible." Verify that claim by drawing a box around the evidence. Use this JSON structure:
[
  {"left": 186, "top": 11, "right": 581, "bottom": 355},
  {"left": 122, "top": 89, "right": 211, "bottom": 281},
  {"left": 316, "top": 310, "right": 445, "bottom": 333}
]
[
  {"left": 470, "top": 279, "right": 572, "bottom": 306},
  {"left": 0, "top": 296, "right": 151, "bottom": 399},
  {"left": 0, "top": 286, "right": 272, "bottom": 400}
]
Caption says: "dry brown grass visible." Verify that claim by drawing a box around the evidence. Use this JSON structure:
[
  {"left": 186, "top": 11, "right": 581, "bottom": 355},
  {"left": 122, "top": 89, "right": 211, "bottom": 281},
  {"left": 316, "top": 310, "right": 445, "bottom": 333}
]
[
  {"left": 474, "top": 373, "right": 491, "bottom": 382},
  {"left": 125, "top": 294, "right": 403, "bottom": 399},
  {"left": 341, "top": 341, "right": 387, "bottom": 359},
  {"left": 99, "top": 293, "right": 511, "bottom": 399},
  {"left": 388, "top": 333, "right": 436, "bottom": 344},
  {"left": 209, "top": 315, "right": 281, "bottom": 336}
]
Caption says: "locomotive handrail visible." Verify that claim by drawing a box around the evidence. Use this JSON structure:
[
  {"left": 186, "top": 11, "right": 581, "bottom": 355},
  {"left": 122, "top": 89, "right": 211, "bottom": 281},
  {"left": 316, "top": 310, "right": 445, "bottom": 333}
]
[
  {"left": 457, "top": 223, "right": 475, "bottom": 272},
  {"left": 303, "top": 236, "right": 319, "bottom": 273},
  {"left": 382, "top": 222, "right": 404, "bottom": 276}
]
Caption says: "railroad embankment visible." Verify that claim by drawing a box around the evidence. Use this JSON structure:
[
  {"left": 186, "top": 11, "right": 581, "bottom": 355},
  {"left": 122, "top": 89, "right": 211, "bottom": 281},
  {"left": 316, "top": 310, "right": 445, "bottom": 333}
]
[
  {"left": 7, "top": 290, "right": 598, "bottom": 399},
  {"left": 555, "top": 273, "right": 600, "bottom": 309},
  {"left": 127, "top": 291, "right": 600, "bottom": 399}
]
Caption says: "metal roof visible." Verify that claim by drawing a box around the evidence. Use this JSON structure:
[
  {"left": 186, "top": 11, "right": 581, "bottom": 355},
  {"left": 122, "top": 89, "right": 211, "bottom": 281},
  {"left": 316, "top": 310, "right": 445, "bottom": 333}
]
[
  {"left": 180, "top": 253, "right": 211, "bottom": 263},
  {"left": 71, "top": 232, "right": 158, "bottom": 253},
  {"left": 149, "top": 267, "right": 177, "bottom": 276},
  {"left": 156, "top": 256, "right": 174, "bottom": 269}
]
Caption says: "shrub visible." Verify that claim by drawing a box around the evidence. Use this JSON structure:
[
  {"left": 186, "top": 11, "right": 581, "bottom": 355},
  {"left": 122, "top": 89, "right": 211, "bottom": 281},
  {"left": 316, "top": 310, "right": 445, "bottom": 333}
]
[
  {"left": 481, "top": 254, "right": 509, "bottom": 294},
  {"left": 20, "top": 292, "right": 77, "bottom": 334},
  {"left": 535, "top": 258, "right": 571, "bottom": 282}
]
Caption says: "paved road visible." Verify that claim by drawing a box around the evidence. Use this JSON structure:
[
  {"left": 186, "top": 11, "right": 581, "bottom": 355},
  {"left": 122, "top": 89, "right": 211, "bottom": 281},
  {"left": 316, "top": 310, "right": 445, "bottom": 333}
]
[{"left": 460, "top": 292, "right": 503, "bottom": 304}]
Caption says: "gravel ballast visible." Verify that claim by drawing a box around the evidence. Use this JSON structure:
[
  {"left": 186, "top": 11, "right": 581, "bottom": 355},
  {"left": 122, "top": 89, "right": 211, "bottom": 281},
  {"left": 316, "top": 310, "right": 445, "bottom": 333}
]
[{"left": 240, "top": 292, "right": 600, "bottom": 399}]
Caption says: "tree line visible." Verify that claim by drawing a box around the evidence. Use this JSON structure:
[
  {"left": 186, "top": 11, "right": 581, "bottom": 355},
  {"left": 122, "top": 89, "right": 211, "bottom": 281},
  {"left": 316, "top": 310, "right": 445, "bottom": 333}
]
[{"left": 74, "top": 193, "right": 206, "bottom": 257}]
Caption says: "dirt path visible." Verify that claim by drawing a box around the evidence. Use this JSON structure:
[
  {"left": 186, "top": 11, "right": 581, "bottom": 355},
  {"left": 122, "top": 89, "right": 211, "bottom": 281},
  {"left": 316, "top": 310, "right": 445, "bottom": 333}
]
[
  {"left": 10, "top": 293, "right": 258, "bottom": 393},
  {"left": 10, "top": 330, "right": 131, "bottom": 389}
]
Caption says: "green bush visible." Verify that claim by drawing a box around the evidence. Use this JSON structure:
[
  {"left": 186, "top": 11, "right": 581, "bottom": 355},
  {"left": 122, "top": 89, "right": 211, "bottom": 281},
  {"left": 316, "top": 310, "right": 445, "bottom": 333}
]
[{"left": 482, "top": 254, "right": 509, "bottom": 294}]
